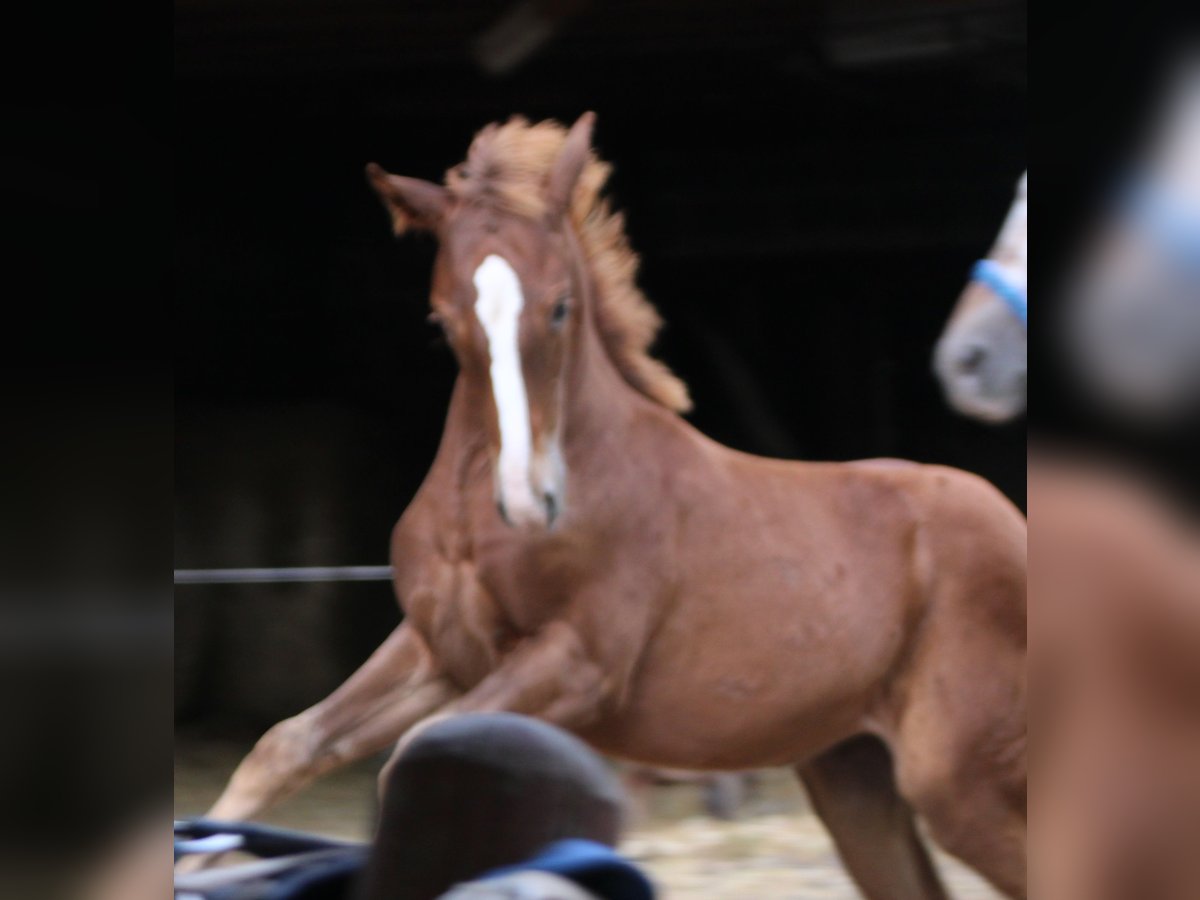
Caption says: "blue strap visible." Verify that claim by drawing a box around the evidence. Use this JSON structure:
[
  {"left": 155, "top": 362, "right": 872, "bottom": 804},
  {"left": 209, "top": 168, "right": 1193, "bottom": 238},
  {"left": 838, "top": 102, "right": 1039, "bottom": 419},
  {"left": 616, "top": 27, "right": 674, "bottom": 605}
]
[
  {"left": 971, "top": 259, "right": 1027, "bottom": 327},
  {"left": 479, "top": 839, "right": 655, "bottom": 900}
]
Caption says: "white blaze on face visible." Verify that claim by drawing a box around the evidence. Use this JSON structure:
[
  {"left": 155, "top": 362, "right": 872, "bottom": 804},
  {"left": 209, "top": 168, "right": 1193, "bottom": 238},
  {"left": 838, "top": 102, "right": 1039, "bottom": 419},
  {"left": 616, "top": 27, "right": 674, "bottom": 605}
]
[{"left": 473, "top": 254, "right": 544, "bottom": 526}]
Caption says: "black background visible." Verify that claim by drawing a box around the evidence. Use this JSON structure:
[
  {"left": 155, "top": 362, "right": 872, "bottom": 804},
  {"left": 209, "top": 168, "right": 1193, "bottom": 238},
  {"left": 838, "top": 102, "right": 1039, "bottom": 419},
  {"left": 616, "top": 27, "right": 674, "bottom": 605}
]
[{"left": 176, "top": 0, "right": 1028, "bottom": 505}]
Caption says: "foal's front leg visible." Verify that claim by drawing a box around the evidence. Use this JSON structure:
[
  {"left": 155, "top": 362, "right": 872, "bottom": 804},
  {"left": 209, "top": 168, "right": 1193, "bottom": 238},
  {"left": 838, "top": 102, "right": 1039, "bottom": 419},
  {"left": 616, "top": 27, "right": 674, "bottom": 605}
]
[
  {"left": 378, "top": 620, "right": 611, "bottom": 788},
  {"left": 456, "top": 620, "right": 611, "bottom": 722},
  {"left": 206, "top": 622, "right": 460, "bottom": 822}
]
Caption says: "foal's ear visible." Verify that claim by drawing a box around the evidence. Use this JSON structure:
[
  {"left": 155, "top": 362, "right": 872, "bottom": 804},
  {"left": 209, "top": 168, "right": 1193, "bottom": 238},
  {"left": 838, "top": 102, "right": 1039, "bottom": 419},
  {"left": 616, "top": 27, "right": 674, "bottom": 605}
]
[
  {"left": 545, "top": 111, "right": 596, "bottom": 220},
  {"left": 365, "top": 163, "right": 450, "bottom": 236}
]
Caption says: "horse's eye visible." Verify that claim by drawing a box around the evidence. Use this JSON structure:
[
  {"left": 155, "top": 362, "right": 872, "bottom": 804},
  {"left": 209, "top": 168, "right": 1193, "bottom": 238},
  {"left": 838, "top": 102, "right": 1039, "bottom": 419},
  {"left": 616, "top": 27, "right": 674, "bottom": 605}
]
[{"left": 550, "top": 296, "right": 571, "bottom": 329}]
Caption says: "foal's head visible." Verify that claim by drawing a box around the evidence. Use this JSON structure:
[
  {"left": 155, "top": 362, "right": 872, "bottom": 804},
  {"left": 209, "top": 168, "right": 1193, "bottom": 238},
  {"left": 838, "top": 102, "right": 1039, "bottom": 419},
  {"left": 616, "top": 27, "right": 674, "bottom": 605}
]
[{"left": 366, "top": 114, "right": 598, "bottom": 530}]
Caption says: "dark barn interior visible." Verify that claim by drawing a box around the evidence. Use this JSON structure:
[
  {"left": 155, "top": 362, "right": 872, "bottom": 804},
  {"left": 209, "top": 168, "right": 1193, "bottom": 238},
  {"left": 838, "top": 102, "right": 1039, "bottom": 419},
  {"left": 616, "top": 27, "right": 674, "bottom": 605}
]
[{"left": 175, "top": 0, "right": 1026, "bottom": 731}]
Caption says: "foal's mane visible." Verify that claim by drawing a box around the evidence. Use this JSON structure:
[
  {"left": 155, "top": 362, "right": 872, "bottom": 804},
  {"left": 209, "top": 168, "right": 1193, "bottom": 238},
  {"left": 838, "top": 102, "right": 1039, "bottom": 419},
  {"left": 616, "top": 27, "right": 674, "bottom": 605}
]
[{"left": 445, "top": 117, "right": 692, "bottom": 414}]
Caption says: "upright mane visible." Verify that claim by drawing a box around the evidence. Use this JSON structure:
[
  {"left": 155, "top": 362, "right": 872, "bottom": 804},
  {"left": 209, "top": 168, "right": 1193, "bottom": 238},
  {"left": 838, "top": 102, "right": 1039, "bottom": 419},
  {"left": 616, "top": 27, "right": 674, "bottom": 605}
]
[{"left": 444, "top": 116, "right": 692, "bottom": 414}]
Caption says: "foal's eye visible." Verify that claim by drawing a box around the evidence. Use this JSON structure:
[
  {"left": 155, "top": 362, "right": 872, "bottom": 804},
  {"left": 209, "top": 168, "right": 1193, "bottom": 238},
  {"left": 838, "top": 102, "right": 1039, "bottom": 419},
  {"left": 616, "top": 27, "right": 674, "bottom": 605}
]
[{"left": 550, "top": 295, "right": 571, "bottom": 329}]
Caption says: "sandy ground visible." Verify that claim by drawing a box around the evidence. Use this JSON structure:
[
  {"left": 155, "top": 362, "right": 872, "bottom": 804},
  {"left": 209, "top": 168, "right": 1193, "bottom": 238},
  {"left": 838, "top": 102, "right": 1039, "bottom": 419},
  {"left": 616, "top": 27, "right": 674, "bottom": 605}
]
[{"left": 175, "top": 740, "right": 1003, "bottom": 899}]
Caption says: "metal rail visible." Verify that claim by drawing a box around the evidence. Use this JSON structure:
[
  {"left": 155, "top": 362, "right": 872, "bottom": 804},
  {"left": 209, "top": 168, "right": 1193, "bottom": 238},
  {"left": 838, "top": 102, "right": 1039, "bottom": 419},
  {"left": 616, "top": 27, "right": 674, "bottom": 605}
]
[{"left": 174, "top": 566, "right": 393, "bottom": 585}]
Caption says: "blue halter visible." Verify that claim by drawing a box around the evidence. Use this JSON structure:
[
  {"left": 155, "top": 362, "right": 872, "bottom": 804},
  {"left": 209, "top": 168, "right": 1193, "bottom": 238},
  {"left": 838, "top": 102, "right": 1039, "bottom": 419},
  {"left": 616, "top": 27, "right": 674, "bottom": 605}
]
[{"left": 971, "top": 258, "right": 1027, "bottom": 327}]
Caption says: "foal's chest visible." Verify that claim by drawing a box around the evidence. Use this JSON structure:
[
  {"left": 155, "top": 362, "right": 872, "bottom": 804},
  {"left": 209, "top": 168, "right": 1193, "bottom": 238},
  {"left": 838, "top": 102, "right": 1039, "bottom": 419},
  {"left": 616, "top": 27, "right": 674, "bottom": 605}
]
[{"left": 407, "top": 540, "right": 570, "bottom": 689}]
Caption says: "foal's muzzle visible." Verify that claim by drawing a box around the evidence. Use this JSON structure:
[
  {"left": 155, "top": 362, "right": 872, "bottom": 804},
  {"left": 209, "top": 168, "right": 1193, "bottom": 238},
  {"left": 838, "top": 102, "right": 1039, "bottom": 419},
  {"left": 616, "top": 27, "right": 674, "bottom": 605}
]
[
  {"left": 497, "top": 491, "right": 560, "bottom": 529},
  {"left": 494, "top": 448, "right": 565, "bottom": 530}
]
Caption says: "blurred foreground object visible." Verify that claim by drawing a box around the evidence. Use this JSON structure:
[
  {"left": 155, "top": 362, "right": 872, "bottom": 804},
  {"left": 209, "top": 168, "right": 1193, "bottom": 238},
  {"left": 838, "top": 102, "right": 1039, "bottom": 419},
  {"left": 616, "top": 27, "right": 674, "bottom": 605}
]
[
  {"left": 175, "top": 713, "right": 653, "bottom": 900},
  {"left": 1030, "top": 454, "right": 1200, "bottom": 899},
  {"left": 363, "top": 712, "right": 646, "bottom": 900},
  {"left": 1062, "top": 52, "right": 1200, "bottom": 422},
  {"left": 81, "top": 812, "right": 170, "bottom": 900}
]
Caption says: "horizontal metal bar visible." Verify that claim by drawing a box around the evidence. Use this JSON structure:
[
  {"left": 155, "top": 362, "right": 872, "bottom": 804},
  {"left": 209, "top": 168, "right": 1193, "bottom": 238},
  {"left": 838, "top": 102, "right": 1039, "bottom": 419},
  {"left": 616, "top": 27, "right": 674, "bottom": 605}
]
[{"left": 174, "top": 566, "right": 393, "bottom": 585}]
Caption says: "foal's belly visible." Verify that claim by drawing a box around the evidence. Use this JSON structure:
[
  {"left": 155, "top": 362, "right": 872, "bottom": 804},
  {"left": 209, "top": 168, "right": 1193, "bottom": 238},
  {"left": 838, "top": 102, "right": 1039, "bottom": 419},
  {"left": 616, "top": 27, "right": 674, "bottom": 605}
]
[
  {"left": 576, "top": 474, "right": 924, "bottom": 768},
  {"left": 577, "top": 626, "right": 892, "bottom": 769},
  {"left": 576, "top": 685, "right": 868, "bottom": 770}
]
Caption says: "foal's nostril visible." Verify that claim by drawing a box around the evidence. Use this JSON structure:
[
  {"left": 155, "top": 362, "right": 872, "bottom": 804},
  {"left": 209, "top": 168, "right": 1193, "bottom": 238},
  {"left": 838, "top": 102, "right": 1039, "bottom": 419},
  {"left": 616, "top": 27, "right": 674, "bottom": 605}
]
[
  {"left": 544, "top": 492, "right": 559, "bottom": 526},
  {"left": 496, "top": 499, "right": 510, "bottom": 525},
  {"left": 955, "top": 344, "right": 987, "bottom": 374}
]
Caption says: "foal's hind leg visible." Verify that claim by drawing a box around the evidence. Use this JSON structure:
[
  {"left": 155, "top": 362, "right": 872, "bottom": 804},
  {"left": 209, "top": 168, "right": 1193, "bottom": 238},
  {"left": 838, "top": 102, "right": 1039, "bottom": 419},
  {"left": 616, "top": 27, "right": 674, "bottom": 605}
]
[
  {"left": 890, "top": 636, "right": 1027, "bottom": 898},
  {"left": 797, "top": 735, "right": 949, "bottom": 900},
  {"left": 894, "top": 741, "right": 1026, "bottom": 900}
]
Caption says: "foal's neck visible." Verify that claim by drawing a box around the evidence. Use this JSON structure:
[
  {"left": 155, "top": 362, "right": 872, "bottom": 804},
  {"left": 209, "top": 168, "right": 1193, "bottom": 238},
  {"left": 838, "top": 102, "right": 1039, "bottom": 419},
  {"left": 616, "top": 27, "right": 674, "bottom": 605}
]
[{"left": 561, "top": 299, "right": 646, "bottom": 448}]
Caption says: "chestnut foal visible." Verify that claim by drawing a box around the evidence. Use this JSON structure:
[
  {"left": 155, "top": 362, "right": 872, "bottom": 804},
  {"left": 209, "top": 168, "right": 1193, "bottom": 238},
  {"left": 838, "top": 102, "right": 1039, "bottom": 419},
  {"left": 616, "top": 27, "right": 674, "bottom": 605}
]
[{"left": 204, "top": 114, "right": 1026, "bottom": 899}]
